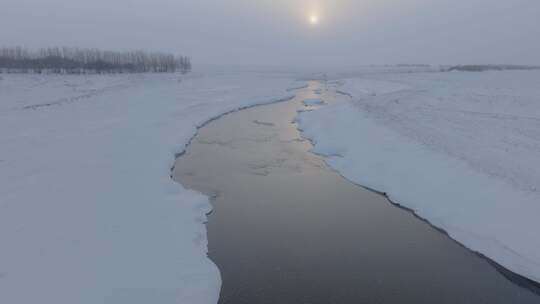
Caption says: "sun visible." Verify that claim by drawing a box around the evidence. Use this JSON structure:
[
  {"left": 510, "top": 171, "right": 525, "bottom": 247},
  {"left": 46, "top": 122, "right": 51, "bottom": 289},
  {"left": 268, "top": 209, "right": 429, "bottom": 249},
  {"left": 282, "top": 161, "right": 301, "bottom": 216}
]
[{"left": 309, "top": 15, "right": 319, "bottom": 25}]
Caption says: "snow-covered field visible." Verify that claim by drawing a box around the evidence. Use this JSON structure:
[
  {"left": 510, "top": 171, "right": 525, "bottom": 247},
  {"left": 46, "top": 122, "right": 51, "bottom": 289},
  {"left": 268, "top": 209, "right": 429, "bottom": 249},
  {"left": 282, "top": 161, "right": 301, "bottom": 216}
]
[
  {"left": 297, "top": 70, "right": 540, "bottom": 284},
  {"left": 0, "top": 71, "right": 297, "bottom": 304},
  {"left": 3, "top": 67, "right": 540, "bottom": 303}
]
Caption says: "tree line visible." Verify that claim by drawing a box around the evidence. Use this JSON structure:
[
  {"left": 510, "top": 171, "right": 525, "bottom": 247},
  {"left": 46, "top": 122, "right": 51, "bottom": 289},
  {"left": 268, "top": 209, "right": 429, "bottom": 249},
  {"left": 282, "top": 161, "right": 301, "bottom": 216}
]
[
  {"left": 0, "top": 46, "right": 191, "bottom": 74},
  {"left": 444, "top": 64, "right": 540, "bottom": 72}
]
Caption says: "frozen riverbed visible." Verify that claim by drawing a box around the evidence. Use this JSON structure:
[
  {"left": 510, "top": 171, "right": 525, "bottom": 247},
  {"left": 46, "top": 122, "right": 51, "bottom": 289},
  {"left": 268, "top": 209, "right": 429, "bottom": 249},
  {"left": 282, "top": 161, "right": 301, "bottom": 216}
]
[{"left": 174, "top": 82, "right": 540, "bottom": 303}]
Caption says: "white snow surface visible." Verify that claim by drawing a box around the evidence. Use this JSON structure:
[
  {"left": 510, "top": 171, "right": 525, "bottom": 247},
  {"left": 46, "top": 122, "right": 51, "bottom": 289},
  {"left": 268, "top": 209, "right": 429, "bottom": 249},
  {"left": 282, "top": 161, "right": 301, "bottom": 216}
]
[
  {"left": 0, "top": 71, "right": 296, "bottom": 304},
  {"left": 297, "top": 70, "right": 540, "bottom": 284}
]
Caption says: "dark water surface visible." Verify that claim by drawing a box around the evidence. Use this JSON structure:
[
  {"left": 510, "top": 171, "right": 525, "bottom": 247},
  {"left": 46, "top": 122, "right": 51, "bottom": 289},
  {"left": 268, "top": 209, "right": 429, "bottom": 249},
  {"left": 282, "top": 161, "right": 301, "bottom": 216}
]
[{"left": 173, "top": 82, "right": 539, "bottom": 303}]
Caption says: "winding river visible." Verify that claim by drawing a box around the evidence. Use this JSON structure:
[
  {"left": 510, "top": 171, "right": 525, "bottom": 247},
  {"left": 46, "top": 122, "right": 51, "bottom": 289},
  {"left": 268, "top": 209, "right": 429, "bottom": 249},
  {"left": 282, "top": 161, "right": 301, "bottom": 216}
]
[{"left": 173, "top": 82, "right": 539, "bottom": 303}]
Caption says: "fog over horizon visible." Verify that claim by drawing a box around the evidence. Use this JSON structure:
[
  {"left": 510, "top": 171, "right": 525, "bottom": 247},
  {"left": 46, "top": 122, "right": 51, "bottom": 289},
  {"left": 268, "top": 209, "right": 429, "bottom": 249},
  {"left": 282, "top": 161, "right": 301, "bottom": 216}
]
[{"left": 2, "top": 0, "right": 540, "bottom": 68}]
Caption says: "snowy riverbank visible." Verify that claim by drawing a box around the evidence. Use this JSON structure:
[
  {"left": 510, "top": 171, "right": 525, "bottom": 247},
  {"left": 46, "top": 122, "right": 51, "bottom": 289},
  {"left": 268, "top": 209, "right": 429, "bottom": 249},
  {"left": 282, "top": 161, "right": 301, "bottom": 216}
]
[
  {"left": 3, "top": 68, "right": 539, "bottom": 302},
  {"left": 297, "top": 70, "right": 540, "bottom": 284},
  {"left": 0, "top": 71, "right": 297, "bottom": 304}
]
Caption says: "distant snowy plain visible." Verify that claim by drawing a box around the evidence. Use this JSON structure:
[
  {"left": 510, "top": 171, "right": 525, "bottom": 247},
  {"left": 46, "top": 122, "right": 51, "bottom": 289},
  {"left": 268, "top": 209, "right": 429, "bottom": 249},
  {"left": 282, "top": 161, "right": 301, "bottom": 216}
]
[
  {"left": 0, "top": 71, "right": 296, "bottom": 304},
  {"left": 298, "top": 70, "right": 540, "bottom": 285}
]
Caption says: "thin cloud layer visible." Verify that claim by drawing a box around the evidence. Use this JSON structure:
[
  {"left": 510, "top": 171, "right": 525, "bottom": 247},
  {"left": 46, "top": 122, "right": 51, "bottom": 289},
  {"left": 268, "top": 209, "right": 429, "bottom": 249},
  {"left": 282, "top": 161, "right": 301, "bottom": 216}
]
[{"left": 1, "top": 0, "right": 539, "bottom": 67}]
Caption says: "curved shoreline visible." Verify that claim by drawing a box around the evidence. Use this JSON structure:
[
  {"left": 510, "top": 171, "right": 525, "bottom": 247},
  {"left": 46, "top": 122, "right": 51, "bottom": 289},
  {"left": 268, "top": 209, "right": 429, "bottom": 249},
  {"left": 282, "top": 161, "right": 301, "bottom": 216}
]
[
  {"left": 297, "top": 89, "right": 540, "bottom": 292},
  {"left": 173, "top": 81, "right": 540, "bottom": 303},
  {"left": 170, "top": 94, "right": 295, "bottom": 176},
  {"left": 311, "top": 151, "right": 540, "bottom": 296},
  {"left": 295, "top": 92, "right": 540, "bottom": 294}
]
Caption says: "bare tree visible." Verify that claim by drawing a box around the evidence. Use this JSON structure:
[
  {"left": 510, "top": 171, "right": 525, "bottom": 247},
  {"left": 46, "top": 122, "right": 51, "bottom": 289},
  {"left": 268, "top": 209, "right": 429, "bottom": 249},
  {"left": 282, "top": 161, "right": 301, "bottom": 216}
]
[{"left": 0, "top": 46, "right": 192, "bottom": 74}]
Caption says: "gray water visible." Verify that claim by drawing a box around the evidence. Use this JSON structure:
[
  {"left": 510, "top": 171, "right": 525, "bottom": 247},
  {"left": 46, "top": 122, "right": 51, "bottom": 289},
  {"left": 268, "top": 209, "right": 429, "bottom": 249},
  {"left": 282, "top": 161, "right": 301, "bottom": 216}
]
[{"left": 173, "top": 82, "right": 540, "bottom": 303}]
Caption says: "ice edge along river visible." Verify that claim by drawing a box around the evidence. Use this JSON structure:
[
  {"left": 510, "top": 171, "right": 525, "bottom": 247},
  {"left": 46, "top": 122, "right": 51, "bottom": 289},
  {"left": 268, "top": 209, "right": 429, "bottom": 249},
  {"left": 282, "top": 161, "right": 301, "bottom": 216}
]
[
  {"left": 0, "top": 72, "right": 298, "bottom": 304},
  {"left": 298, "top": 79, "right": 540, "bottom": 288},
  {"left": 174, "top": 81, "right": 540, "bottom": 303}
]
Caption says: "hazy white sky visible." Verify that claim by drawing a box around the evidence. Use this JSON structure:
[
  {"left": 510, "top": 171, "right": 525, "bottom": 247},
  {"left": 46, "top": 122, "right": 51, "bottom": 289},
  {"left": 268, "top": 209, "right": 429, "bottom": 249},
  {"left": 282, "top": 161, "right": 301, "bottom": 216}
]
[{"left": 1, "top": 0, "right": 539, "bottom": 67}]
